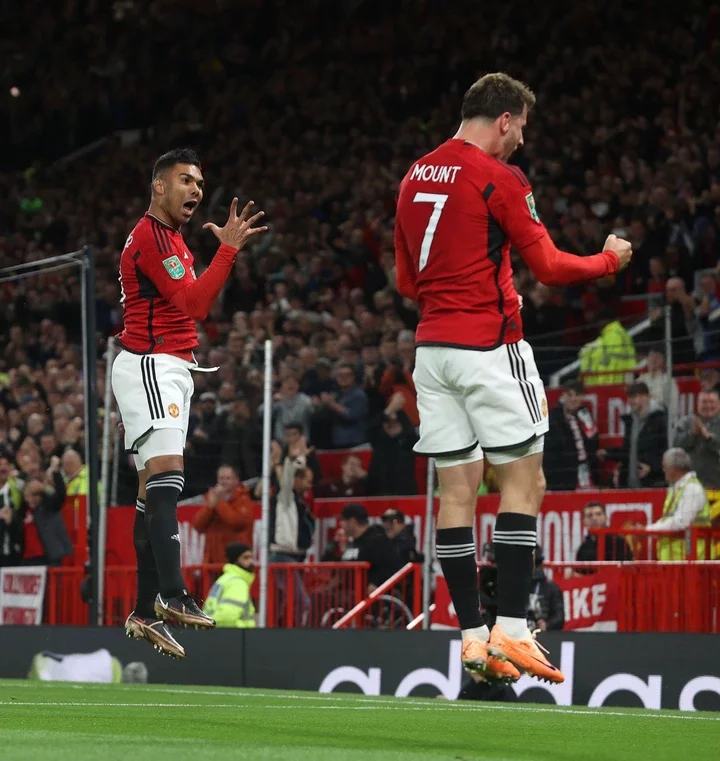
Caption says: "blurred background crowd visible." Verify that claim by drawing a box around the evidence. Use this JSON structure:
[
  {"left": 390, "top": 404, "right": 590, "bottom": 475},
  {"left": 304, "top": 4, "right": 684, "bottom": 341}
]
[{"left": 1, "top": 0, "right": 719, "bottom": 552}]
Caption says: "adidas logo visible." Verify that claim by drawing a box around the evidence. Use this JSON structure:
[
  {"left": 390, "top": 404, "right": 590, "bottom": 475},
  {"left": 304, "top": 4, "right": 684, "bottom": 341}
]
[{"left": 171, "top": 534, "right": 180, "bottom": 543}]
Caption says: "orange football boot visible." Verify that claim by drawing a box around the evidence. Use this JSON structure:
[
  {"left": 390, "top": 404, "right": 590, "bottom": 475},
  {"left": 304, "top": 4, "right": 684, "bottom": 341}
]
[
  {"left": 487, "top": 625, "right": 564, "bottom": 683},
  {"left": 461, "top": 637, "right": 521, "bottom": 683}
]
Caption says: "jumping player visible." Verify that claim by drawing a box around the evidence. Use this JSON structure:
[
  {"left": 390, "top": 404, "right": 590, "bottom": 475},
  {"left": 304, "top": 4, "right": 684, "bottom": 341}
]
[
  {"left": 112, "top": 148, "right": 267, "bottom": 658},
  {"left": 394, "top": 74, "right": 632, "bottom": 683}
]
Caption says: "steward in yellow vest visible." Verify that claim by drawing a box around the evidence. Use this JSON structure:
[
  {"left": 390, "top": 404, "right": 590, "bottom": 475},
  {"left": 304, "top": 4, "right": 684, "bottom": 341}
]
[
  {"left": 203, "top": 542, "right": 256, "bottom": 627},
  {"left": 647, "top": 448, "right": 712, "bottom": 560}
]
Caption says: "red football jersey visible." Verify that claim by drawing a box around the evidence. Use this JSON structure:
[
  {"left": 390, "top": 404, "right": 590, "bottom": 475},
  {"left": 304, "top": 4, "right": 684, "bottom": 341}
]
[
  {"left": 394, "top": 139, "right": 546, "bottom": 349},
  {"left": 117, "top": 213, "right": 199, "bottom": 355}
]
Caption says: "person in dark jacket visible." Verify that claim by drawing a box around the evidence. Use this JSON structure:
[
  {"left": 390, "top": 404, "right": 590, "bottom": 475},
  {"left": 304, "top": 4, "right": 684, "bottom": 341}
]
[
  {"left": 381, "top": 509, "right": 423, "bottom": 564},
  {"left": 575, "top": 501, "right": 633, "bottom": 566},
  {"left": 21, "top": 462, "right": 72, "bottom": 565},
  {"left": 340, "top": 503, "right": 401, "bottom": 591},
  {"left": 601, "top": 382, "right": 667, "bottom": 488},
  {"left": 544, "top": 379, "right": 599, "bottom": 491},
  {"left": 528, "top": 545, "right": 564, "bottom": 632},
  {"left": 367, "top": 395, "right": 419, "bottom": 496}
]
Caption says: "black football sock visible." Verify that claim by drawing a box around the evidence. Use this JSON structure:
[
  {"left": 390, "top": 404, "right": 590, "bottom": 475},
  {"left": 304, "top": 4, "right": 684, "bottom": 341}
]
[
  {"left": 436, "top": 527, "right": 485, "bottom": 631},
  {"left": 144, "top": 471, "right": 186, "bottom": 598},
  {"left": 133, "top": 498, "right": 159, "bottom": 618},
  {"left": 493, "top": 512, "right": 537, "bottom": 637}
]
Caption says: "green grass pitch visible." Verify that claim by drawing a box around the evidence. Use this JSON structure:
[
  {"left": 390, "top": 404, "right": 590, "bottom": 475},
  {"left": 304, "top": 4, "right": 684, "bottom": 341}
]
[{"left": 1, "top": 679, "right": 718, "bottom": 761}]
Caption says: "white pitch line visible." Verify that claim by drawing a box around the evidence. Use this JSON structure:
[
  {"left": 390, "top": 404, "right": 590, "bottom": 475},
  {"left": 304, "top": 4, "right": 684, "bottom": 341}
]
[{"left": 2, "top": 700, "right": 720, "bottom": 722}]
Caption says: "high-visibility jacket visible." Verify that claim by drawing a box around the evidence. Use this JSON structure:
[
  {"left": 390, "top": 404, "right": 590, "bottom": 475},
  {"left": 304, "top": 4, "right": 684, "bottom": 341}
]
[
  {"left": 203, "top": 563, "right": 256, "bottom": 628},
  {"left": 657, "top": 473, "right": 712, "bottom": 560},
  {"left": 580, "top": 320, "right": 636, "bottom": 386}
]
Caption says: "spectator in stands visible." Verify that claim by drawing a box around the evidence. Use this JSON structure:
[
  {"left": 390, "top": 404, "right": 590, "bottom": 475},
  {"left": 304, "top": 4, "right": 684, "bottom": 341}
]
[
  {"left": 263, "top": 442, "right": 314, "bottom": 626},
  {"left": 545, "top": 379, "right": 599, "bottom": 491},
  {"left": 192, "top": 465, "right": 255, "bottom": 566},
  {"left": 260, "top": 374, "right": 314, "bottom": 442},
  {"left": 367, "top": 393, "right": 419, "bottom": 496},
  {"left": 579, "top": 309, "right": 636, "bottom": 386},
  {"left": 528, "top": 545, "right": 564, "bottom": 632},
  {"left": 576, "top": 501, "right": 633, "bottom": 564},
  {"left": 313, "top": 363, "right": 369, "bottom": 449},
  {"left": 21, "top": 458, "right": 71, "bottom": 566},
  {"left": 642, "top": 448, "right": 712, "bottom": 560},
  {"left": 636, "top": 347, "right": 679, "bottom": 422},
  {"left": 650, "top": 278, "right": 698, "bottom": 366},
  {"left": 602, "top": 382, "right": 667, "bottom": 488},
  {"left": 378, "top": 332, "right": 419, "bottom": 427},
  {"left": 521, "top": 283, "right": 565, "bottom": 348},
  {"left": 0, "top": 455, "right": 24, "bottom": 567},
  {"left": 699, "top": 367, "right": 720, "bottom": 393},
  {"left": 202, "top": 542, "right": 256, "bottom": 628},
  {"left": 206, "top": 395, "right": 258, "bottom": 486},
  {"left": 283, "top": 425, "right": 322, "bottom": 486},
  {"left": 695, "top": 272, "right": 720, "bottom": 361},
  {"left": 266, "top": 442, "right": 315, "bottom": 564},
  {"left": 60, "top": 449, "right": 88, "bottom": 496},
  {"left": 381, "top": 509, "right": 422, "bottom": 565},
  {"left": 316, "top": 453, "right": 368, "bottom": 499},
  {"left": 340, "top": 503, "right": 401, "bottom": 591},
  {"left": 674, "top": 387, "right": 720, "bottom": 527}
]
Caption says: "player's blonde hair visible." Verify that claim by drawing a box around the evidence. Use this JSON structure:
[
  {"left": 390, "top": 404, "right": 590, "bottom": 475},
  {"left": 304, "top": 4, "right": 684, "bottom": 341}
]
[{"left": 461, "top": 73, "right": 536, "bottom": 121}]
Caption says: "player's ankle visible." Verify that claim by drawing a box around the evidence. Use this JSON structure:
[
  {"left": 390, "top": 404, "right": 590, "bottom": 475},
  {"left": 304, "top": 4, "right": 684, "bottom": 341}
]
[
  {"left": 461, "top": 624, "right": 490, "bottom": 643},
  {"left": 495, "top": 616, "right": 528, "bottom": 639}
]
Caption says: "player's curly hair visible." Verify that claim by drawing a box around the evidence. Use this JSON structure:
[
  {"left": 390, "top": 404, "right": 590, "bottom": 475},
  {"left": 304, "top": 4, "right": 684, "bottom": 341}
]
[
  {"left": 461, "top": 72, "right": 535, "bottom": 121},
  {"left": 152, "top": 148, "right": 202, "bottom": 180}
]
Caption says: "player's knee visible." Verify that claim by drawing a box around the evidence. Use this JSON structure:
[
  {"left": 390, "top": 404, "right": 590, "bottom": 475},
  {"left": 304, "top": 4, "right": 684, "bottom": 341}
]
[{"left": 144, "top": 454, "right": 184, "bottom": 476}]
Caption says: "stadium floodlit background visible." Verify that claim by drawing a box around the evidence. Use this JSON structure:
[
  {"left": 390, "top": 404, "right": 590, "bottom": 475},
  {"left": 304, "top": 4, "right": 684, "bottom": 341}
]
[{"left": 0, "top": 0, "right": 719, "bottom": 758}]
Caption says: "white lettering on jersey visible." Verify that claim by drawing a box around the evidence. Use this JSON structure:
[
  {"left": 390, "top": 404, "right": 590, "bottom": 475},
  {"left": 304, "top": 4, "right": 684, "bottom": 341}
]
[{"left": 409, "top": 164, "right": 462, "bottom": 183}]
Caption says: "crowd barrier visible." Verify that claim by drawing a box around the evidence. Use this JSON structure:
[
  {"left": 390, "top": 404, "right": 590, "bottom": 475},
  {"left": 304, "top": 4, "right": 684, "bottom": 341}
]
[{"left": 43, "top": 558, "right": 719, "bottom": 633}]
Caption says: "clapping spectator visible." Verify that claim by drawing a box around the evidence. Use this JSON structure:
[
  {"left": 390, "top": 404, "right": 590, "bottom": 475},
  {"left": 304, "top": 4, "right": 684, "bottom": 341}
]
[
  {"left": 313, "top": 363, "right": 369, "bottom": 449},
  {"left": 0, "top": 455, "right": 24, "bottom": 567},
  {"left": 317, "top": 454, "right": 368, "bottom": 499},
  {"left": 283, "top": 424, "right": 323, "bottom": 485},
  {"left": 602, "top": 382, "right": 667, "bottom": 488},
  {"left": 192, "top": 465, "right": 255, "bottom": 566},
  {"left": 367, "top": 393, "right": 418, "bottom": 496},
  {"left": 21, "top": 457, "right": 71, "bottom": 566},
  {"left": 674, "top": 388, "right": 720, "bottom": 527},
  {"left": 545, "top": 379, "right": 599, "bottom": 491}
]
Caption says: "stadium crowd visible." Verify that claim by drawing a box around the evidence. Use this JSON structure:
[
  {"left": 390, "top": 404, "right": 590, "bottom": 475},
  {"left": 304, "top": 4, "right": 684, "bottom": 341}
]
[{"left": 1, "top": 0, "right": 720, "bottom": 567}]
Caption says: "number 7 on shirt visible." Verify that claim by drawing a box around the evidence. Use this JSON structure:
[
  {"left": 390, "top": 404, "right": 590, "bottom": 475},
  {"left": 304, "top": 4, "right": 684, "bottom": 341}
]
[{"left": 413, "top": 192, "right": 448, "bottom": 271}]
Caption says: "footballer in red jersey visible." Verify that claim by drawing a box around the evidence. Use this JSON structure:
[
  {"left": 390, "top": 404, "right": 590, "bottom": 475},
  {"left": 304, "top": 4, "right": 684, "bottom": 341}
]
[
  {"left": 112, "top": 148, "right": 267, "bottom": 658},
  {"left": 394, "top": 74, "right": 632, "bottom": 684}
]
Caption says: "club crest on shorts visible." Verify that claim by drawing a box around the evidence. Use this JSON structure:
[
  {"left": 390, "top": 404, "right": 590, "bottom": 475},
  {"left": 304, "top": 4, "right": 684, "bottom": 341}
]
[
  {"left": 541, "top": 398, "right": 548, "bottom": 417},
  {"left": 168, "top": 403, "right": 180, "bottom": 418},
  {"left": 525, "top": 192, "right": 540, "bottom": 224},
  {"left": 162, "top": 255, "right": 186, "bottom": 279}
]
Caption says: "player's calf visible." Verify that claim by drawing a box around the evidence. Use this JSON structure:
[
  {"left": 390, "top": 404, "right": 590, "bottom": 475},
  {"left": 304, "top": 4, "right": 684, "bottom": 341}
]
[{"left": 144, "top": 469, "right": 187, "bottom": 598}]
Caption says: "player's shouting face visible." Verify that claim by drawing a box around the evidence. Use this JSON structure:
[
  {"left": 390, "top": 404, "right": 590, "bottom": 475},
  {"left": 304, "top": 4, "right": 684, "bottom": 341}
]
[{"left": 153, "top": 162, "right": 205, "bottom": 228}]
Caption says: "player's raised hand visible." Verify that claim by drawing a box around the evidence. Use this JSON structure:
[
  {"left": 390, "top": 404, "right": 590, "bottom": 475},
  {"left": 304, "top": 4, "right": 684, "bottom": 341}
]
[
  {"left": 203, "top": 198, "right": 268, "bottom": 252},
  {"left": 604, "top": 234, "right": 633, "bottom": 271}
]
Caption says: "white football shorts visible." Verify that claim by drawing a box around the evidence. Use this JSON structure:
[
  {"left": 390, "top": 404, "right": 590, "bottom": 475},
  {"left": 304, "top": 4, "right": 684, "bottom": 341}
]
[
  {"left": 413, "top": 340, "right": 549, "bottom": 466},
  {"left": 111, "top": 350, "right": 194, "bottom": 461}
]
